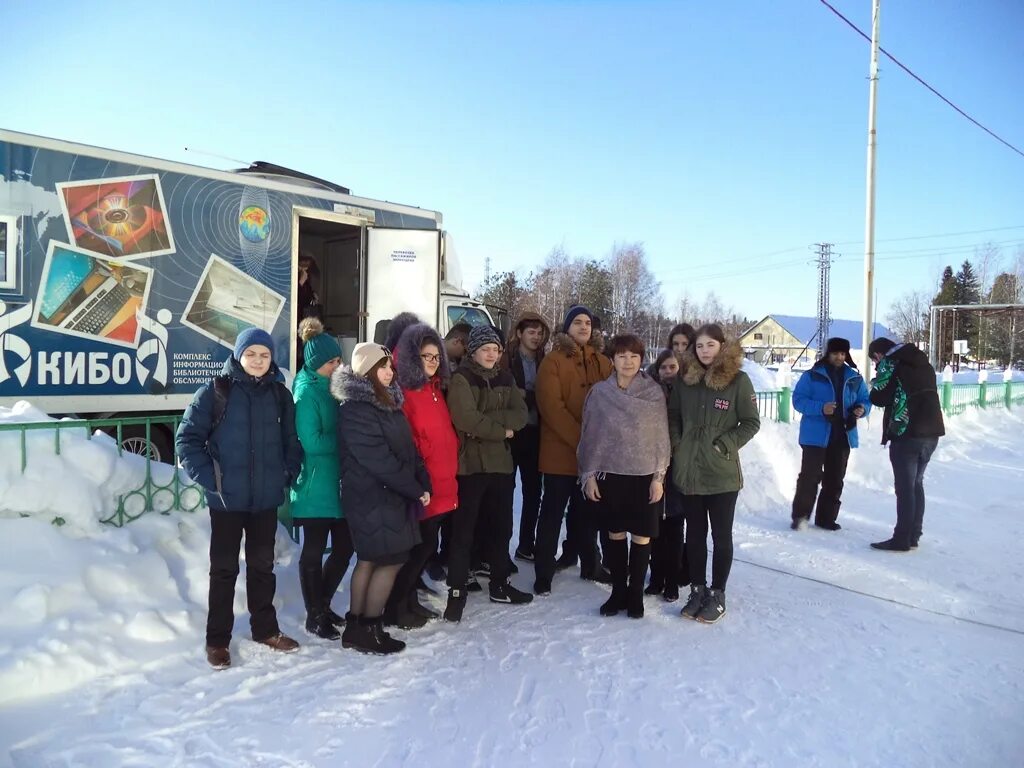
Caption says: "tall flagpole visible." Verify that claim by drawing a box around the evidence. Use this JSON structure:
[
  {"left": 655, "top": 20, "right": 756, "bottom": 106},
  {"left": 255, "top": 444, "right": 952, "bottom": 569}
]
[{"left": 862, "top": 0, "right": 881, "bottom": 374}]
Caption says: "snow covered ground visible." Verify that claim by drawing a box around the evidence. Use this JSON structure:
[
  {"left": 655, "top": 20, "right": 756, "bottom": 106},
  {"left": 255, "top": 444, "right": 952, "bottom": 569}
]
[{"left": 1, "top": 402, "right": 1022, "bottom": 767}]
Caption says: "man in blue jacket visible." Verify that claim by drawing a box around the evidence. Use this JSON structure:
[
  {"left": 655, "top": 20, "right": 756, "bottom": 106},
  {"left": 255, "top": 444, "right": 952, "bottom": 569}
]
[
  {"left": 790, "top": 337, "right": 871, "bottom": 531},
  {"left": 176, "top": 328, "right": 305, "bottom": 669}
]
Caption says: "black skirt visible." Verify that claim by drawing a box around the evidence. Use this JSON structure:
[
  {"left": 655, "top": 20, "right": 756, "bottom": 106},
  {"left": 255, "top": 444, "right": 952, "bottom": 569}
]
[{"left": 595, "top": 473, "right": 660, "bottom": 537}]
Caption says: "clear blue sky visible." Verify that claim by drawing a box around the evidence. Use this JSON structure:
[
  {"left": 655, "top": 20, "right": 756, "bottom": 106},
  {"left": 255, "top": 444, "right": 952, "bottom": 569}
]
[{"left": 4, "top": 0, "right": 1023, "bottom": 325}]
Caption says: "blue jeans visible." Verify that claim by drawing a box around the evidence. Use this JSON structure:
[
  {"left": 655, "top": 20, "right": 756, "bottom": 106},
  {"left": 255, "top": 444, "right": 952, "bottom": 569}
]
[{"left": 888, "top": 437, "right": 939, "bottom": 547}]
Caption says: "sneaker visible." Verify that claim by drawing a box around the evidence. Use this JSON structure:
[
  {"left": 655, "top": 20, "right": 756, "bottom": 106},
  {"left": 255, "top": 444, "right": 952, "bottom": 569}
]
[
  {"left": 680, "top": 585, "right": 707, "bottom": 620},
  {"left": 473, "top": 561, "right": 491, "bottom": 577},
  {"left": 256, "top": 632, "right": 299, "bottom": 653},
  {"left": 465, "top": 574, "right": 483, "bottom": 593},
  {"left": 600, "top": 587, "right": 627, "bottom": 617},
  {"left": 206, "top": 645, "right": 230, "bottom": 670},
  {"left": 489, "top": 581, "right": 534, "bottom": 605},
  {"left": 790, "top": 517, "right": 808, "bottom": 531},
  {"left": 696, "top": 589, "right": 726, "bottom": 624},
  {"left": 871, "top": 538, "right": 910, "bottom": 552},
  {"left": 533, "top": 578, "right": 552, "bottom": 596},
  {"left": 305, "top": 613, "right": 341, "bottom": 640},
  {"left": 663, "top": 584, "right": 680, "bottom": 603},
  {"left": 514, "top": 546, "right": 535, "bottom": 562},
  {"left": 814, "top": 521, "right": 842, "bottom": 531},
  {"left": 444, "top": 588, "right": 468, "bottom": 623}
]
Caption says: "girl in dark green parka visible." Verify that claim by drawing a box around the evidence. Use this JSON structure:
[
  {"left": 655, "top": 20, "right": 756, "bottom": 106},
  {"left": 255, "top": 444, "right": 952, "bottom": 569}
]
[
  {"left": 668, "top": 323, "right": 760, "bottom": 625},
  {"left": 291, "top": 319, "right": 353, "bottom": 640}
]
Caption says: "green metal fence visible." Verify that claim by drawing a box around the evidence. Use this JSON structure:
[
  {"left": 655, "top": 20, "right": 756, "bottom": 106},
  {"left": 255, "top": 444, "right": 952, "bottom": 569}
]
[
  {"left": 0, "top": 415, "right": 204, "bottom": 527},
  {"left": 5, "top": 378, "right": 1022, "bottom": 529}
]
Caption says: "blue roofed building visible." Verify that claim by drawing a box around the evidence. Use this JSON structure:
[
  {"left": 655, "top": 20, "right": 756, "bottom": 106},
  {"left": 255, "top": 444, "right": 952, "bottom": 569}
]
[{"left": 738, "top": 314, "right": 898, "bottom": 367}]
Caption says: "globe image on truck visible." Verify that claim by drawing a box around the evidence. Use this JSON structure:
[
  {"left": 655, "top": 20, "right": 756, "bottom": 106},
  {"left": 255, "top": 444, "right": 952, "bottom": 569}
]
[{"left": 239, "top": 205, "right": 270, "bottom": 243}]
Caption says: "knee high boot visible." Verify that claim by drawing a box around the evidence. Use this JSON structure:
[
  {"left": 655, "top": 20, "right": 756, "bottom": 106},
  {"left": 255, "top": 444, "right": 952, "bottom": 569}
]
[{"left": 627, "top": 542, "right": 652, "bottom": 619}]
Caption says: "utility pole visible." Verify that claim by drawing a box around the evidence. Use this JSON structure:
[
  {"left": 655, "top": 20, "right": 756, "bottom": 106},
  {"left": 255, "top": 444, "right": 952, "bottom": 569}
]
[
  {"left": 484, "top": 256, "right": 492, "bottom": 285},
  {"left": 861, "top": 0, "right": 881, "bottom": 375},
  {"left": 814, "top": 243, "right": 834, "bottom": 360}
]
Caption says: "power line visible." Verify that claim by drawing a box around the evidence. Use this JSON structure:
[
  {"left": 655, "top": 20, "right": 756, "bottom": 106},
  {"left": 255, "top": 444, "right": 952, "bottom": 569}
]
[
  {"left": 834, "top": 223, "right": 1024, "bottom": 246},
  {"left": 817, "top": 0, "right": 1024, "bottom": 160}
]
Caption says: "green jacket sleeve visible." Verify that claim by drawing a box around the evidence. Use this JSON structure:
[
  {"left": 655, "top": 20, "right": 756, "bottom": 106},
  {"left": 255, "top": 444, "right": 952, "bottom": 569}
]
[
  {"left": 718, "top": 373, "right": 760, "bottom": 455},
  {"left": 447, "top": 373, "right": 509, "bottom": 441},
  {"left": 503, "top": 380, "right": 529, "bottom": 432}
]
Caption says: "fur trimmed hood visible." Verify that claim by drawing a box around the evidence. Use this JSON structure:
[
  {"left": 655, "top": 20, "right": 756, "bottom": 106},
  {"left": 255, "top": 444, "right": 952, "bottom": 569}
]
[
  {"left": 680, "top": 340, "right": 745, "bottom": 391},
  {"left": 550, "top": 331, "right": 605, "bottom": 358},
  {"left": 330, "top": 365, "right": 405, "bottom": 411},
  {"left": 395, "top": 322, "right": 450, "bottom": 390},
  {"left": 383, "top": 312, "right": 423, "bottom": 352}
]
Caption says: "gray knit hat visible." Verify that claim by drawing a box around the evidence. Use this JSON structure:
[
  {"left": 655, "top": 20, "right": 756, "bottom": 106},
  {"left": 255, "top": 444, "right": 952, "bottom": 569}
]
[{"left": 466, "top": 324, "right": 503, "bottom": 356}]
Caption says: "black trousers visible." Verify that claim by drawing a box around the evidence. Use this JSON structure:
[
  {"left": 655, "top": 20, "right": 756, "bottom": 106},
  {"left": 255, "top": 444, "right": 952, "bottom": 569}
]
[
  {"left": 511, "top": 425, "right": 543, "bottom": 554},
  {"left": 534, "top": 473, "right": 600, "bottom": 584},
  {"left": 650, "top": 514, "right": 687, "bottom": 589},
  {"left": 889, "top": 436, "right": 939, "bottom": 547},
  {"left": 207, "top": 509, "right": 280, "bottom": 647},
  {"left": 298, "top": 517, "right": 354, "bottom": 607},
  {"left": 682, "top": 491, "right": 739, "bottom": 591},
  {"left": 391, "top": 515, "right": 446, "bottom": 603},
  {"left": 448, "top": 473, "right": 515, "bottom": 590},
  {"left": 792, "top": 438, "right": 851, "bottom": 526}
]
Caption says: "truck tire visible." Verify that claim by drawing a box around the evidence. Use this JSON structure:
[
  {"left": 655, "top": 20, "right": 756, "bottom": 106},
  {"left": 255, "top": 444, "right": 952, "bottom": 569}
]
[{"left": 115, "top": 424, "right": 175, "bottom": 465}]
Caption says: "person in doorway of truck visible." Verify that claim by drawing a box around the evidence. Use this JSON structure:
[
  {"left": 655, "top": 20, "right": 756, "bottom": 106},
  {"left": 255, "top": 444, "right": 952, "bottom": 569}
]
[
  {"left": 290, "top": 319, "right": 353, "bottom": 641},
  {"left": 176, "top": 328, "right": 304, "bottom": 669},
  {"left": 381, "top": 321, "right": 460, "bottom": 630},
  {"left": 295, "top": 252, "right": 324, "bottom": 370},
  {"left": 533, "top": 305, "right": 614, "bottom": 595},
  {"left": 867, "top": 337, "right": 945, "bottom": 552},
  {"left": 332, "top": 343, "right": 430, "bottom": 654},
  {"left": 670, "top": 324, "right": 760, "bottom": 625},
  {"left": 443, "top": 325, "right": 531, "bottom": 622},
  {"left": 790, "top": 337, "right": 871, "bottom": 532},
  {"left": 646, "top": 349, "right": 689, "bottom": 602},
  {"left": 501, "top": 312, "right": 552, "bottom": 563},
  {"left": 578, "top": 334, "right": 671, "bottom": 619}
]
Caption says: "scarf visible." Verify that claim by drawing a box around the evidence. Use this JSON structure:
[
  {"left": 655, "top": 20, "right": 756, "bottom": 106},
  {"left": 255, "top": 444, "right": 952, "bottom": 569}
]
[
  {"left": 577, "top": 372, "right": 671, "bottom": 485},
  {"left": 873, "top": 356, "right": 908, "bottom": 438}
]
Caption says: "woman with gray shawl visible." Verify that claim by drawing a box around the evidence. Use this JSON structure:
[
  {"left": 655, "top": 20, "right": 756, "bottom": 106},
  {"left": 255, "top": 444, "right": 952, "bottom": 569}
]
[{"left": 578, "top": 334, "right": 671, "bottom": 619}]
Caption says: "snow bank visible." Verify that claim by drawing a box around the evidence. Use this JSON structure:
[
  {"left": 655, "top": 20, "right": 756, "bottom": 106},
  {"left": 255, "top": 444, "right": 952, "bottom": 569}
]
[
  {"left": 741, "top": 358, "right": 779, "bottom": 390},
  {"left": 2, "top": 401, "right": 1023, "bottom": 766}
]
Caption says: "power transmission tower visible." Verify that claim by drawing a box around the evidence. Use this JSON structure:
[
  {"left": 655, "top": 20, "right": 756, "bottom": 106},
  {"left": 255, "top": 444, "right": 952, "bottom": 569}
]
[
  {"left": 814, "top": 243, "right": 835, "bottom": 359},
  {"left": 484, "top": 256, "right": 492, "bottom": 284}
]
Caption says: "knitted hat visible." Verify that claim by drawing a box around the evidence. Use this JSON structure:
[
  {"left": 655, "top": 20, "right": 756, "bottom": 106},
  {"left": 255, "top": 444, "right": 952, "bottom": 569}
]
[
  {"left": 562, "top": 305, "right": 594, "bottom": 334},
  {"left": 467, "top": 324, "right": 503, "bottom": 356},
  {"left": 233, "top": 328, "right": 275, "bottom": 361},
  {"left": 868, "top": 337, "right": 897, "bottom": 359},
  {"left": 350, "top": 342, "right": 392, "bottom": 377},
  {"left": 300, "top": 318, "right": 342, "bottom": 371}
]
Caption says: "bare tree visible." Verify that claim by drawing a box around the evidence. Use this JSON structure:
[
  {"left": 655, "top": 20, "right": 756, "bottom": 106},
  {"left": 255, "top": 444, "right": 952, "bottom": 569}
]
[
  {"left": 608, "top": 242, "right": 662, "bottom": 335},
  {"left": 886, "top": 289, "right": 930, "bottom": 344}
]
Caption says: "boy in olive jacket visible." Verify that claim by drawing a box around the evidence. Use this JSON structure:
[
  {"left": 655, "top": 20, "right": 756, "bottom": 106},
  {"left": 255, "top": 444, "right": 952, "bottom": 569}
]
[{"left": 445, "top": 325, "right": 530, "bottom": 621}]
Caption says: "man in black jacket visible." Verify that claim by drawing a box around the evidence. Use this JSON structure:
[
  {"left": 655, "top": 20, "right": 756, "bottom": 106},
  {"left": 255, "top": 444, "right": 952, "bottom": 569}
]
[{"left": 867, "top": 338, "right": 946, "bottom": 552}]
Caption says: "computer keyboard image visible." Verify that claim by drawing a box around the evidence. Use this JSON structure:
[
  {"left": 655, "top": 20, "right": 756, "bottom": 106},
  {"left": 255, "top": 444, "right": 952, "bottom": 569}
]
[{"left": 69, "top": 283, "right": 132, "bottom": 335}]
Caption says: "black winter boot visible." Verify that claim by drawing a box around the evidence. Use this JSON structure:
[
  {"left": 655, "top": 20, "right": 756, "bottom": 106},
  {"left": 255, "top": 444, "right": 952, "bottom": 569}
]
[
  {"left": 489, "top": 581, "right": 534, "bottom": 605},
  {"left": 382, "top": 599, "right": 428, "bottom": 630},
  {"left": 300, "top": 564, "right": 338, "bottom": 639},
  {"left": 364, "top": 616, "right": 406, "bottom": 654},
  {"left": 321, "top": 564, "right": 347, "bottom": 627},
  {"left": 626, "top": 541, "right": 652, "bottom": 619},
  {"left": 342, "top": 612, "right": 372, "bottom": 651},
  {"left": 600, "top": 538, "right": 628, "bottom": 617},
  {"left": 680, "top": 585, "right": 707, "bottom": 620},
  {"left": 444, "top": 587, "right": 467, "bottom": 623}
]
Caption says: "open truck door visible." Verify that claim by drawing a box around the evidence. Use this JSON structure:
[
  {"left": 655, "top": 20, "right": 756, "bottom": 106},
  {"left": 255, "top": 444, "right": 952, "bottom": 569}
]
[{"left": 365, "top": 228, "right": 441, "bottom": 344}]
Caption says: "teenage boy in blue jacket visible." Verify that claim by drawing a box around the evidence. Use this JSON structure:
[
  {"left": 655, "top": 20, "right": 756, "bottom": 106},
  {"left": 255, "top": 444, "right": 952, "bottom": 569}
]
[
  {"left": 790, "top": 337, "right": 871, "bottom": 531},
  {"left": 176, "top": 328, "right": 304, "bottom": 669}
]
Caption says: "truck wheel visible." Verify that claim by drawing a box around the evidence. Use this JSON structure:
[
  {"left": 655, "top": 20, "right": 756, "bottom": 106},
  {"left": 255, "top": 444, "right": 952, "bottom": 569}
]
[{"left": 116, "top": 424, "right": 174, "bottom": 465}]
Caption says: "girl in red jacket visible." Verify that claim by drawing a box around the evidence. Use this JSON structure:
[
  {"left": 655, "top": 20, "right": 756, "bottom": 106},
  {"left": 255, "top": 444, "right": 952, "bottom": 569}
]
[{"left": 383, "top": 322, "right": 460, "bottom": 628}]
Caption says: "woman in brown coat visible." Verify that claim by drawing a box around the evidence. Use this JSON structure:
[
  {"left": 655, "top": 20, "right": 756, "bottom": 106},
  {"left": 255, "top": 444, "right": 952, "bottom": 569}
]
[{"left": 533, "top": 305, "right": 613, "bottom": 594}]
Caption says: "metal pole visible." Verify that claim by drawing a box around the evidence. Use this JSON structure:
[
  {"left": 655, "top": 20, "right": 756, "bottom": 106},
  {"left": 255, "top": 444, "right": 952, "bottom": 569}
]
[{"left": 861, "top": 0, "right": 881, "bottom": 376}]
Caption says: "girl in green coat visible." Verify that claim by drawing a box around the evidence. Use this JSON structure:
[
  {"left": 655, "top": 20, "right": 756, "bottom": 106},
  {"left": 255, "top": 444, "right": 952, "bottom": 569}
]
[
  {"left": 668, "top": 324, "right": 760, "bottom": 625},
  {"left": 291, "top": 319, "right": 353, "bottom": 639}
]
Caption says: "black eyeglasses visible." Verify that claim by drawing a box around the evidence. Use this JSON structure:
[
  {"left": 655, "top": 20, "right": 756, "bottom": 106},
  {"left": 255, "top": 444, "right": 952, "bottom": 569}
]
[{"left": 420, "top": 353, "right": 441, "bottom": 363}]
